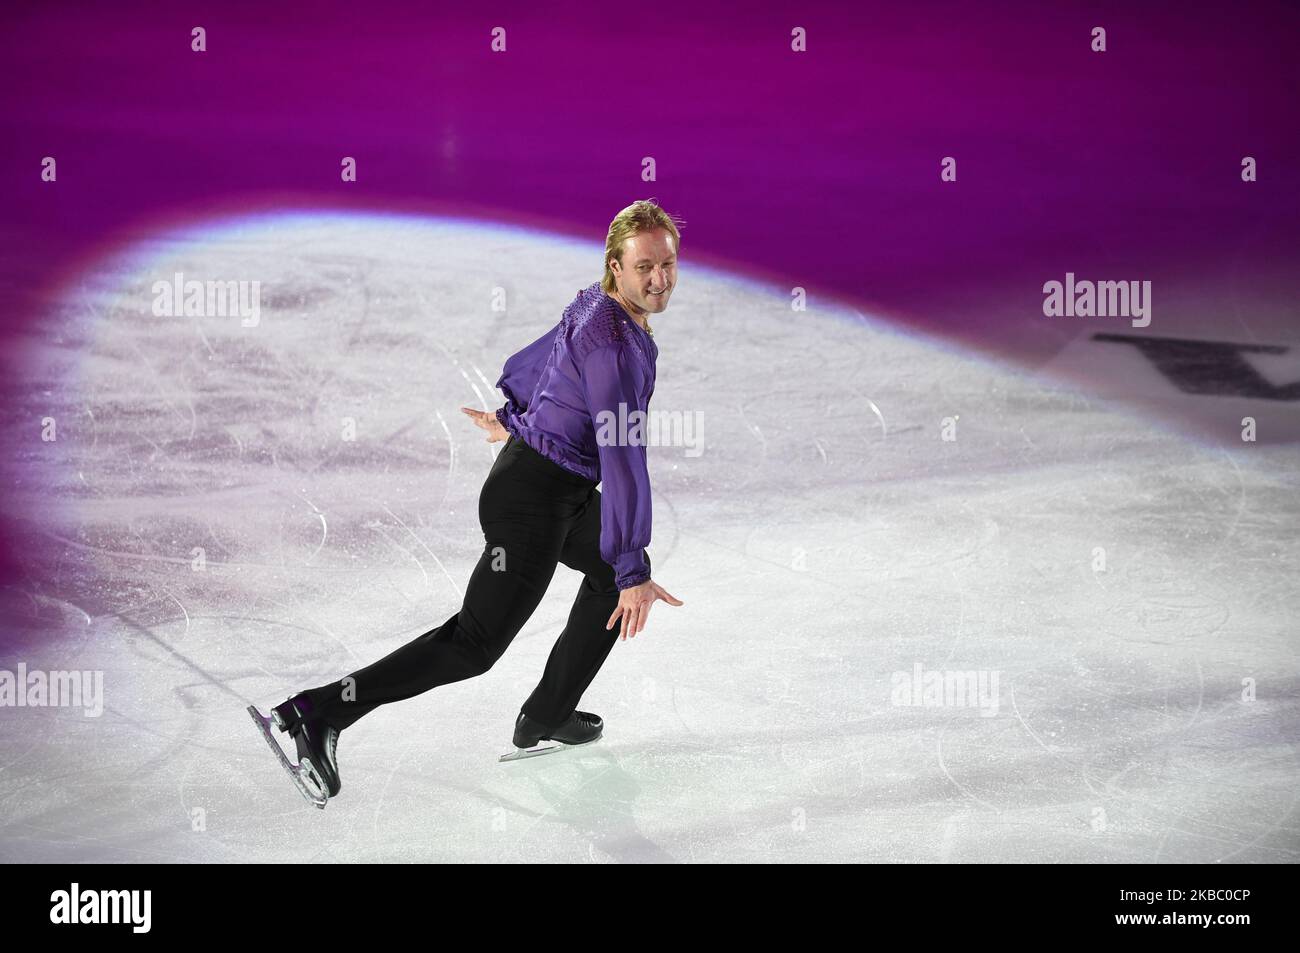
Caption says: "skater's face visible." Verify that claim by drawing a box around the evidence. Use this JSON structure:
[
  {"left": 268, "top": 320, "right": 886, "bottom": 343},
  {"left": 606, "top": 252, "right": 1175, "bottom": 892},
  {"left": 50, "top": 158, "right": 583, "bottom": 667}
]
[{"left": 609, "top": 228, "right": 677, "bottom": 317}]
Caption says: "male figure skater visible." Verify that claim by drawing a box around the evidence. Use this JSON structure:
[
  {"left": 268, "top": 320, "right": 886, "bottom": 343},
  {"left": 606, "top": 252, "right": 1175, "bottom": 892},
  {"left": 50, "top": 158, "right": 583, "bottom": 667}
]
[{"left": 248, "top": 200, "right": 684, "bottom": 807}]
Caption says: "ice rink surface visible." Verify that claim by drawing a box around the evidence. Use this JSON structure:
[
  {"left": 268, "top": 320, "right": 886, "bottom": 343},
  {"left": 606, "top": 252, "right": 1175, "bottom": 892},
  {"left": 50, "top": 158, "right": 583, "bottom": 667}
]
[{"left": 2, "top": 214, "right": 1297, "bottom": 862}]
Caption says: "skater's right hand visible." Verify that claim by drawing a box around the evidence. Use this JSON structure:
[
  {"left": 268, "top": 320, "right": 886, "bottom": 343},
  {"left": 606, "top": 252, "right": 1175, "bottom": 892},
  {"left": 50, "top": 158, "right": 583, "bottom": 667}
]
[
  {"left": 606, "top": 579, "right": 683, "bottom": 641},
  {"left": 460, "top": 406, "right": 508, "bottom": 443}
]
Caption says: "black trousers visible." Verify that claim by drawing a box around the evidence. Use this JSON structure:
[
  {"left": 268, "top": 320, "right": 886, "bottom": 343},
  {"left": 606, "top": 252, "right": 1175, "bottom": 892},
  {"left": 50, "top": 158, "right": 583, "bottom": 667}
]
[{"left": 303, "top": 435, "right": 629, "bottom": 733}]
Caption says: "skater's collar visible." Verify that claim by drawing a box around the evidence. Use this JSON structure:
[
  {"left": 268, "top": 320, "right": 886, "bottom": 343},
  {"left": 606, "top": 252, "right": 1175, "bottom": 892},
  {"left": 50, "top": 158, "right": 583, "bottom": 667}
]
[{"left": 605, "top": 291, "right": 656, "bottom": 338}]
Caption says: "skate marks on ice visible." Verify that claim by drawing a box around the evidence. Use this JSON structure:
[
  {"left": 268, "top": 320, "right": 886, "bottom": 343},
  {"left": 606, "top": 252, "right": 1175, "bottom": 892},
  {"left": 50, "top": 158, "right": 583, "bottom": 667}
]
[{"left": 0, "top": 212, "right": 1296, "bottom": 861}]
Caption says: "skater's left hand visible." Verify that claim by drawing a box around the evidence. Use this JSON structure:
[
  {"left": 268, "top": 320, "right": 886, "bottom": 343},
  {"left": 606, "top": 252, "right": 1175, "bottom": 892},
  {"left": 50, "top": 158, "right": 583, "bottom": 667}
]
[
  {"left": 460, "top": 406, "right": 508, "bottom": 443},
  {"left": 606, "top": 579, "right": 683, "bottom": 640}
]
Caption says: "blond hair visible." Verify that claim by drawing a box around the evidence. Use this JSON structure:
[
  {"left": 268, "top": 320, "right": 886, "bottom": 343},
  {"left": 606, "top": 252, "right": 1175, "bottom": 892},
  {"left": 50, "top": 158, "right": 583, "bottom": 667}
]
[{"left": 601, "top": 199, "right": 685, "bottom": 294}]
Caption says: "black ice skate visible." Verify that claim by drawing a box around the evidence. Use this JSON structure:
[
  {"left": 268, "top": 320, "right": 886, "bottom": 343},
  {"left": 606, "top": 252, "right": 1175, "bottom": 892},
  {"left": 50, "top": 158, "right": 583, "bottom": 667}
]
[
  {"left": 499, "top": 710, "right": 603, "bottom": 762},
  {"left": 246, "top": 693, "right": 341, "bottom": 809}
]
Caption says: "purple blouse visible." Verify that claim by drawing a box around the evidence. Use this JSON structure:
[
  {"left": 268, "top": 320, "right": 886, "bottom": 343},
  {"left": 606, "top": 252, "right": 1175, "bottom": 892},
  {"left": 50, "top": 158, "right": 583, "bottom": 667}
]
[{"left": 494, "top": 282, "right": 658, "bottom": 590}]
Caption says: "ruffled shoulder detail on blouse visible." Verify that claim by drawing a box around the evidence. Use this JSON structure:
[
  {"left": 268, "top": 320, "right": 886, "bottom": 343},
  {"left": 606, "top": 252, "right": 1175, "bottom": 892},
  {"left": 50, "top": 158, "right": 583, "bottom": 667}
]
[{"left": 568, "top": 282, "right": 640, "bottom": 363}]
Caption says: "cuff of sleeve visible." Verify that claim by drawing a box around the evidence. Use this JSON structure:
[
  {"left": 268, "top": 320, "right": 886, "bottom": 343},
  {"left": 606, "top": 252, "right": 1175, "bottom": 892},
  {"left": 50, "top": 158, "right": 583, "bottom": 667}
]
[
  {"left": 495, "top": 405, "right": 518, "bottom": 437},
  {"left": 613, "top": 549, "right": 651, "bottom": 591}
]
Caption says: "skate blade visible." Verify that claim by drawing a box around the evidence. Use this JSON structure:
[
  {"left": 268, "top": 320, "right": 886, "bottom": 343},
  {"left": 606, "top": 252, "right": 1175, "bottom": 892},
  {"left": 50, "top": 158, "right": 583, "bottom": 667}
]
[
  {"left": 247, "top": 705, "right": 328, "bottom": 809},
  {"left": 498, "top": 742, "right": 562, "bottom": 762},
  {"left": 498, "top": 734, "right": 601, "bottom": 763}
]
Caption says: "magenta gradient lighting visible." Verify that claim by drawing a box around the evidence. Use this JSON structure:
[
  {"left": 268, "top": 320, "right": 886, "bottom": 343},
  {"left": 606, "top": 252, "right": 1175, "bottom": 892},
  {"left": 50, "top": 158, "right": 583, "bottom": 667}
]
[
  {"left": 3, "top": 0, "right": 1298, "bottom": 624},
  {"left": 4, "top": 2, "right": 1297, "bottom": 344}
]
